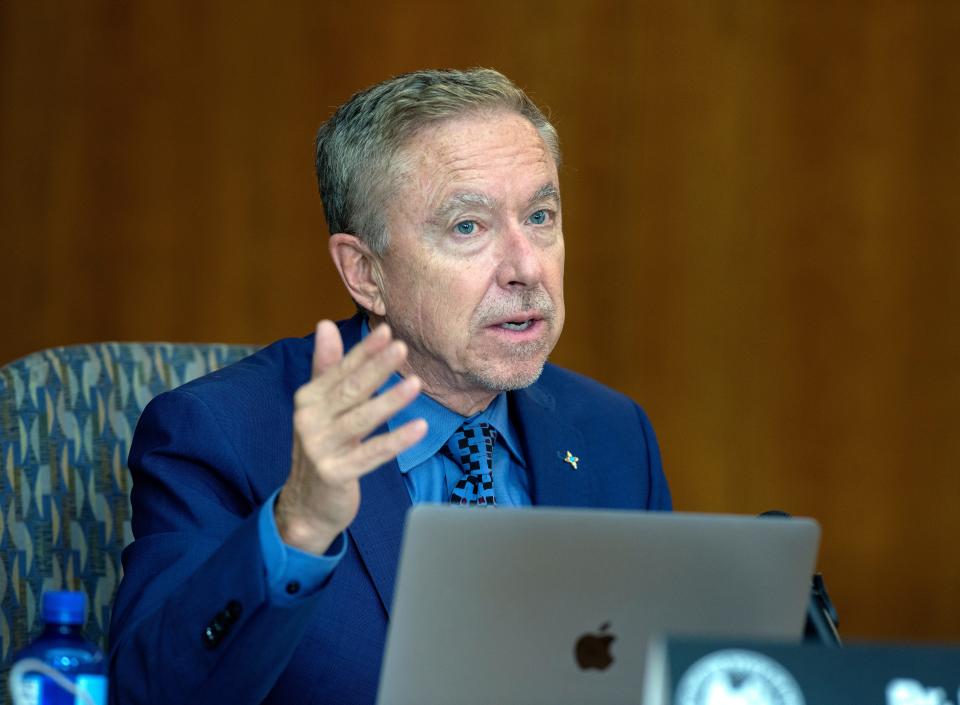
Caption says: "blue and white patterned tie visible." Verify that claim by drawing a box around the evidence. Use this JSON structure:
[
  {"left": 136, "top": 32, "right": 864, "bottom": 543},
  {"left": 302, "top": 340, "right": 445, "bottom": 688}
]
[{"left": 448, "top": 421, "right": 498, "bottom": 506}]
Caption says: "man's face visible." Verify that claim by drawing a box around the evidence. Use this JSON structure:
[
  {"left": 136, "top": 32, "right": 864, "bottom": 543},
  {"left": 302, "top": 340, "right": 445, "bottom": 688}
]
[{"left": 374, "top": 110, "right": 565, "bottom": 408}]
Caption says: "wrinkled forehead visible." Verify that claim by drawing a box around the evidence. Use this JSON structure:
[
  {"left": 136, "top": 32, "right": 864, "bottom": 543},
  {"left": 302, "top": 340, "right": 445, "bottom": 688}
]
[{"left": 386, "top": 111, "right": 559, "bottom": 216}]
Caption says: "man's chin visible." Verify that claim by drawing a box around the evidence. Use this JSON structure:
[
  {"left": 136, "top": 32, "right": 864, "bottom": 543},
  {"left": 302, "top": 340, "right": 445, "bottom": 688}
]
[{"left": 464, "top": 358, "right": 548, "bottom": 392}]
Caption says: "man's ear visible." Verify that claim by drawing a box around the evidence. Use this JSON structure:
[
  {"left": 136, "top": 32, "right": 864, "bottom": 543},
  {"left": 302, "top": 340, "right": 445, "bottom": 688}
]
[{"left": 329, "top": 233, "right": 386, "bottom": 316}]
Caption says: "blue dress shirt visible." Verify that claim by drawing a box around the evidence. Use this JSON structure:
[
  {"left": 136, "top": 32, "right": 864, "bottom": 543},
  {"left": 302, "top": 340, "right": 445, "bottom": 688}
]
[{"left": 257, "top": 323, "right": 530, "bottom": 601}]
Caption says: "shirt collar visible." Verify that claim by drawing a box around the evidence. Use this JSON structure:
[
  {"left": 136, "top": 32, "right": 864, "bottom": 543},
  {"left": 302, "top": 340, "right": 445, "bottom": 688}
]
[{"left": 360, "top": 318, "right": 524, "bottom": 474}]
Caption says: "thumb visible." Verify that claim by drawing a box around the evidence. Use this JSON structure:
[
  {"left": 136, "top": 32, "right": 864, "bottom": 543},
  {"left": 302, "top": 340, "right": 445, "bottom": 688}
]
[{"left": 312, "top": 320, "right": 344, "bottom": 379}]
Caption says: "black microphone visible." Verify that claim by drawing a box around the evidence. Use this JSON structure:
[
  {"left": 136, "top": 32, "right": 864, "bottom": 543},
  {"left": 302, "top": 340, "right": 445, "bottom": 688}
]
[{"left": 759, "top": 510, "right": 842, "bottom": 647}]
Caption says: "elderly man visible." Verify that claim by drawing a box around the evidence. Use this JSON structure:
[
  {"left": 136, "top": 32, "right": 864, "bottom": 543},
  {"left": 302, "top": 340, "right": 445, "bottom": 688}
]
[{"left": 109, "top": 68, "right": 671, "bottom": 705}]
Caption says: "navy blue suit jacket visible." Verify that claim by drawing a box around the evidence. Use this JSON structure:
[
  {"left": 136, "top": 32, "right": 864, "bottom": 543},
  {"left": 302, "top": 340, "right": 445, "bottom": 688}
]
[{"left": 109, "top": 315, "right": 671, "bottom": 704}]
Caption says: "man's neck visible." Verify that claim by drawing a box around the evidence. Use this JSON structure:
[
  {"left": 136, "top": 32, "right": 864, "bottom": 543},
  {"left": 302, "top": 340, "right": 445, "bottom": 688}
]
[
  {"left": 403, "top": 370, "right": 496, "bottom": 418},
  {"left": 366, "top": 312, "right": 497, "bottom": 417}
]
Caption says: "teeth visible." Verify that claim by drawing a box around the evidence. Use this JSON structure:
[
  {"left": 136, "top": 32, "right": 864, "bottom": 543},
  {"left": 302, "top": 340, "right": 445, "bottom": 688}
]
[{"left": 500, "top": 320, "right": 533, "bottom": 331}]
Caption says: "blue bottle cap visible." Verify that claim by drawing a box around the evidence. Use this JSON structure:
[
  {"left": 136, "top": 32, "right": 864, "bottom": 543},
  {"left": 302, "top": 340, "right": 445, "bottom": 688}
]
[{"left": 42, "top": 590, "right": 86, "bottom": 625}]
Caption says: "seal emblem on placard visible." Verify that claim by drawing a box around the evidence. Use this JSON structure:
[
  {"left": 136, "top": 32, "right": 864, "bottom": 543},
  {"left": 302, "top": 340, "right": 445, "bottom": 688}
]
[{"left": 675, "top": 649, "right": 805, "bottom": 705}]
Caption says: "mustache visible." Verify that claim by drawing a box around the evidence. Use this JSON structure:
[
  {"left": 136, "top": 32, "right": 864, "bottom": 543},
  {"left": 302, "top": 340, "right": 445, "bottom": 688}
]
[{"left": 474, "top": 288, "right": 556, "bottom": 327}]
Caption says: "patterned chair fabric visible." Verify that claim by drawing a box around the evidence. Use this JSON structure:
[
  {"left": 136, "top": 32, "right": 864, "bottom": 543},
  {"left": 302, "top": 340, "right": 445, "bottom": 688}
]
[{"left": 0, "top": 341, "right": 258, "bottom": 681}]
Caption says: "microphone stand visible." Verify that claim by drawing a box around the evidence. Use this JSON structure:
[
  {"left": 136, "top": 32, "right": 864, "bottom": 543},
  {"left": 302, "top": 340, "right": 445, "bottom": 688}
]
[{"left": 804, "top": 572, "right": 842, "bottom": 646}]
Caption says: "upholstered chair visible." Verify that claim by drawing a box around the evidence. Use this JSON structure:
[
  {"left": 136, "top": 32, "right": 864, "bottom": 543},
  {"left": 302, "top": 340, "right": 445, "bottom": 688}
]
[{"left": 0, "top": 342, "right": 257, "bottom": 682}]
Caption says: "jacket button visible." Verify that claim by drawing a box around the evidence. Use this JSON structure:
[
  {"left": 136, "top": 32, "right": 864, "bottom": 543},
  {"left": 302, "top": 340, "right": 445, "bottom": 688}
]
[
  {"left": 285, "top": 580, "right": 300, "bottom": 595},
  {"left": 202, "top": 625, "right": 220, "bottom": 649},
  {"left": 225, "top": 600, "right": 242, "bottom": 623}
]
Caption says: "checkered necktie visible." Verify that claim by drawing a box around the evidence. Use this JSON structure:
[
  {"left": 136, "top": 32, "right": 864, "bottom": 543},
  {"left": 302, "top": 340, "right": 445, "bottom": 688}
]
[{"left": 448, "top": 421, "right": 498, "bottom": 506}]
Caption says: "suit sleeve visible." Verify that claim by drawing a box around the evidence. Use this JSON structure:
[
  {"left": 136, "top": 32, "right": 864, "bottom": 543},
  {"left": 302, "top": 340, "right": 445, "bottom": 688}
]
[{"left": 109, "top": 389, "right": 328, "bottom": 704}]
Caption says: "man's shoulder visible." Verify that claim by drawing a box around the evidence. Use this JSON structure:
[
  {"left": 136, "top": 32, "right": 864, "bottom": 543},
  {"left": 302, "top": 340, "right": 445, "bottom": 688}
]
[
  {"left": 144, "top": 314, "right": 364, "bottom": 416},
  {"left": 173, "top": 335, "right": 313, "bottom": 403},
  {"left": 522, "top": 361, "right": 653, "bottom": 433},
  {"left": 534, "top": 362, "right": 639, "bottom": 410},
  {"left": 129, "top": 336, "right": 312, "bottom": 455}
]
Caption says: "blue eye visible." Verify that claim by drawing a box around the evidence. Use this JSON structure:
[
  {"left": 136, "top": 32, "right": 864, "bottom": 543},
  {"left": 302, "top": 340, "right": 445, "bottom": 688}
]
[
  {"left": 529, "top": 210, "right": 548, "bottom": 225},
  {"left": 455, "top": 221, "right": 477, "bottom": 235}
]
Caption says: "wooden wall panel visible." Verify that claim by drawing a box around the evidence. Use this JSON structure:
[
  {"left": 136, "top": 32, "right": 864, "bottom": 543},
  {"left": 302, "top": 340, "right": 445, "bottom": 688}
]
[{"left": 1, "top": 0, "right": 958, "bottom": 642}]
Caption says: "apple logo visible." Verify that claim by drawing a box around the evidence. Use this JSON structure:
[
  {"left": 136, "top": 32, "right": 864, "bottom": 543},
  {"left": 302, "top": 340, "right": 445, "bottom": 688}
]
[{"left": 574, "top": 622, "right": 616, "bottom": 670}]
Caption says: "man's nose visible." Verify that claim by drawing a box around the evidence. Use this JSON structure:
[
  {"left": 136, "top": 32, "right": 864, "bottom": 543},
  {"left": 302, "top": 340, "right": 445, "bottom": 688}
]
[{"left": 496, "top": 222, "right": 543, "bottom": 289}]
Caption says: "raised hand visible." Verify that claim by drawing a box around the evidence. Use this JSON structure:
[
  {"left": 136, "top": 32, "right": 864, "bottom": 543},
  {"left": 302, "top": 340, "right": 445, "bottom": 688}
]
[{"left": 274, "top": 320, "right": 427, "bottom": 555}]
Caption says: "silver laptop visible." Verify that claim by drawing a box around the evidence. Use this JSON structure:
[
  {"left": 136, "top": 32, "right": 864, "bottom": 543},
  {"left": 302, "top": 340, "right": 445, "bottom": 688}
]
[{"left": 377, "top": 506, "right": 820, "bottom": 705}]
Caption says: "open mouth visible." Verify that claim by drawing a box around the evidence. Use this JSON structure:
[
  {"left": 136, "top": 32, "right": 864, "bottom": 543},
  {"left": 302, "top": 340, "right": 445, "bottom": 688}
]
[
  {"left": 488, "top": 313, "right": 544, "bottom": 333},
  {"left": 499, "top": 319, "right": 535, "bottom": 331}
]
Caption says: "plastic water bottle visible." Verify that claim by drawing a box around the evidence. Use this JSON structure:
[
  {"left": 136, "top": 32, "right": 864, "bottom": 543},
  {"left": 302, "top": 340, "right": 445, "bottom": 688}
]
[{"left": 8, "top": 591, "right": 108, "bottom": 705}]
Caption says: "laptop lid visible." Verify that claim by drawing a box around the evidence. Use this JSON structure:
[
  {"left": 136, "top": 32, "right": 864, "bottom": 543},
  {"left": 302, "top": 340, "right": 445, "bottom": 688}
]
[{"left": 377, "top": 506, "right": 820, "bottom": 705}]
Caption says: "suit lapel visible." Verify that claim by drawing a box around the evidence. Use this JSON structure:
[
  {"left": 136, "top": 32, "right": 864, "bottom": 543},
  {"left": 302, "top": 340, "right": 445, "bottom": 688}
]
[
  {"left": 350, "top": 451, "right": 410, "bottom": 616},
  {"left": 511, "top": 380, "right": 592, "bottom": 507},
  {"left": 338, "top": 314, "right": 410, "bottom": 615}
]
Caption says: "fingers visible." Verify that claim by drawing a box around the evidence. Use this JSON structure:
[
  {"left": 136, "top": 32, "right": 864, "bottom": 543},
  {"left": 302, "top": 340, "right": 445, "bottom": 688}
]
[
  {"left": 297, "top": 373, "right": 421, "bottom": 458},
  {"left": 312, "top": 320, "right": 344, "bottom": 379},
  {"left": 295, "top": 320, "right": 424, "bottom": 468},
  {"left": 332, "top": 375, "right": 422, "bottom": 447},
  {"left": 331, "top": 338, "right": 408, "bottom": 410},
  {"left": 312, "top": 318, "right": 391, "bottom": 380},
  {"left": 335, "top": 321, "right": 392, "bottom": 380},
  {"left": 299, "top": 322, "right": 403, "bottom": 412},
  {"left": 337, "top": 418, "right": 428, "bottom": 479}
]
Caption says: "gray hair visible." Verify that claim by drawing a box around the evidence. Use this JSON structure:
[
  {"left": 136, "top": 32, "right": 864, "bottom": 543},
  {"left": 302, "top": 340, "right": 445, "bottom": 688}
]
[{"left": 314, "top": 68, "right": 561, "bottom": 255}]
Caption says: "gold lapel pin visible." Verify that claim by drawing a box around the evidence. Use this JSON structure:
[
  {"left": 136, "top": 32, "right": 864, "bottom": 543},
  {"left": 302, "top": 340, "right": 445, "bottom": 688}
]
[{"left": 563, "top": 450, "right": 580, "bottom": 470}]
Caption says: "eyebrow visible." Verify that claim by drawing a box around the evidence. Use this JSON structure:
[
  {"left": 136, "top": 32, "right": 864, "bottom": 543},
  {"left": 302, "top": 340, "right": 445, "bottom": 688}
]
[
  {"left": 431, "top": 192, "right": 498, "bottom": 223},
  {"left": 429, "top": 182, "right": 561, "bottom": 224},
  {"left": 527, "top": 183, "right": 561, "bottom": 209}
]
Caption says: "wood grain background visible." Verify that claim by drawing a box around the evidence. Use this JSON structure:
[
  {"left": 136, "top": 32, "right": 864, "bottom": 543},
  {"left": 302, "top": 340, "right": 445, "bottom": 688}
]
[{"left": 2, "top": 1, "right": 958, "bottom": 642}]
